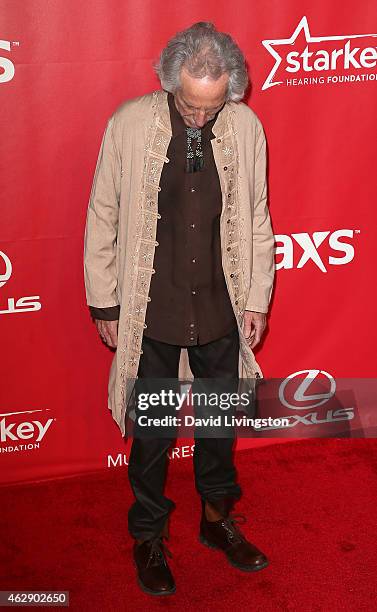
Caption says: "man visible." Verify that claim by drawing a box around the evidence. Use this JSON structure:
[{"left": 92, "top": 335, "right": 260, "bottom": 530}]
[{"left": 83, "top": 22, "right": 275, "bottom": 596}]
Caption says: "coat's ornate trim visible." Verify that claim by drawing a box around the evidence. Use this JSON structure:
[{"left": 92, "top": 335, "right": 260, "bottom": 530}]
[
  {"left": 118, "top": 91, "right": 174, "bottom": 419},
  {"left": 215, "top": 112, "right": 246, "bottom": 320}
]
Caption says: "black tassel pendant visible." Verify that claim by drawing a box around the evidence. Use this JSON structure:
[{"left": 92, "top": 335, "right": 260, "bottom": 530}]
[{"left": 185, "top": 127, "right": 204, "bottom": 173}]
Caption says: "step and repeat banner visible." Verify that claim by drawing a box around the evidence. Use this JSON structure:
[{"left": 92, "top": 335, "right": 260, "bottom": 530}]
[{"left": 1, "top": 1, "right": 376, "bottom": 484}]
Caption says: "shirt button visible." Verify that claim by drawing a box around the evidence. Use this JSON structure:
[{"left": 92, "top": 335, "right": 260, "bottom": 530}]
[
  {"left": 190, "top": 223, "right": 195, "bottom": 229},
  {"left": 192, "top": 258, "right": 196, "bottom": 263},
  {"left": 191, "top": 290, "right": 196, "bottom": 295},
  {"left": 190, "top": 323, "right": 195, "bottom": 328},
  {"left": 190, "top": 187, "right": 196, "bottom": 193}
]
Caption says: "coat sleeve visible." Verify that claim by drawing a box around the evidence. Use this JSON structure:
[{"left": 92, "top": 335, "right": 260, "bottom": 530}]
[
  {"left": 245, "top": 119, "right": 275, "bottom": 314},
  {"left": 83, "top": 115, "right": 121, "bottom": 309}
]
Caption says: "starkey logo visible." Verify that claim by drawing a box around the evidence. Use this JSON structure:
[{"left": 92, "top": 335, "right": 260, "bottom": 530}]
[
  {"left": 261, "top": 16, "right": 377, "bottom": 90},
  {"left": 0, "top": 409, "right": 55, "bottom": 451}
]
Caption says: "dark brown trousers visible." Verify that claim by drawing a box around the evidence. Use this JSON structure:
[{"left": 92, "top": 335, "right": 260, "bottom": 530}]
[{"left": 127, "top": 326, "right": 242, "bottom": 541}]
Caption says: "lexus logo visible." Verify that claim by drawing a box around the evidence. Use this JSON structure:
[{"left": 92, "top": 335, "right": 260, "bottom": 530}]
[
  {"left": 0, "top": 251, "right": 12, "bottom": 288},
  {"left": 279, "top": 369, "right": 336, "bottom": 410},
  {"left": 0, "top": 251, "right": 42, "bottom": 315}
]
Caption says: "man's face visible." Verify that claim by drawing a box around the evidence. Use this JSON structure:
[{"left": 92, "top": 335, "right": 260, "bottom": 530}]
[{"left": 173, "top": 66, "right": 229, "bottom": 128}]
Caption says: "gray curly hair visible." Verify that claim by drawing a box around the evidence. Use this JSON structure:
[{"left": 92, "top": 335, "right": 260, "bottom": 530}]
[{"left": 154, "top": 22, "right": 249, "bottom": 102}]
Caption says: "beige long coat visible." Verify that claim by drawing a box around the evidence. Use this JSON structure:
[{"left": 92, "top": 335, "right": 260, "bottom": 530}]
[{"left": 83, "top": 89, "right": 275, "bottom": 437}]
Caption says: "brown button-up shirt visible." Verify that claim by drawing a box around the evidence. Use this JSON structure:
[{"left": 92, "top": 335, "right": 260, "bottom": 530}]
[{"left": 89, "top": 92, "right": 237, "bottom": 346}]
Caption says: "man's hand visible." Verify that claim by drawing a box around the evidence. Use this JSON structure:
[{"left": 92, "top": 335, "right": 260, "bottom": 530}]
[
  {"left": 242, "top": 310, "right": 266, "bottom": 350},
  {"left": 94, "top": 319, "right": 119, "bottom": 349}
]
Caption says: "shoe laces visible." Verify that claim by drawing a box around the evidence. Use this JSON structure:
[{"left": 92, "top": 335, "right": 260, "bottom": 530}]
[
  {"left": 220, "top": 513, "right": 247, "bottom": 545},
  {"left": 146, "top": 536, "right": 173, "bottom": 568}
]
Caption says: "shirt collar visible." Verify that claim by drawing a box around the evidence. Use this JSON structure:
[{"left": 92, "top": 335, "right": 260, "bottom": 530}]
[{"left": 167, "top": 91, "right": 222, "bottom": 139}]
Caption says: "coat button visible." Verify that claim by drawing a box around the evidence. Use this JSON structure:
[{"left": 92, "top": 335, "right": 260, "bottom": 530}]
[
  {"left": 217, "top": 138, "right": 221, "bottom": 143},
  {"left": 224, "top": 166, "right": 228, "bottom": 171},
  {"left": 227, "top": 246, "right": 231, "bottom": 251},
  {"left": 230, "top": 273, "right": 234, "bottom": 278}
]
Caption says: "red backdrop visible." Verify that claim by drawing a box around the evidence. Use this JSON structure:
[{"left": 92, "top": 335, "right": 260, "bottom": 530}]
[{"left": 1, "top": 1, "right": 376, "bottom": 484}]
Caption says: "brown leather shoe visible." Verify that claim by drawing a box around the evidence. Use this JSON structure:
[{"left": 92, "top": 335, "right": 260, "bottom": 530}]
[
  {"left": 133, "top": 536, "right": 176, "bottom": 596},
  {"left": 199, "top": 499, "right": 269, "bottom": 572}
]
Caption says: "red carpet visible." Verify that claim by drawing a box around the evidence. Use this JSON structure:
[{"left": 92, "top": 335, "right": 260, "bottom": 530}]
[{"left": 1, "top": 438, "right": 377, "bottom": 611}]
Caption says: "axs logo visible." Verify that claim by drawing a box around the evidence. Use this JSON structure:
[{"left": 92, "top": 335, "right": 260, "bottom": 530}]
[
  {"left": 0, "top": 40, "right": 16, "bottom": 83},
  {"left": 275, "top": 229, "right": 356, "bottom": 272}
]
